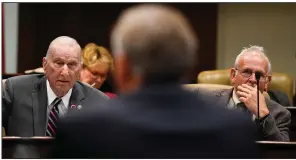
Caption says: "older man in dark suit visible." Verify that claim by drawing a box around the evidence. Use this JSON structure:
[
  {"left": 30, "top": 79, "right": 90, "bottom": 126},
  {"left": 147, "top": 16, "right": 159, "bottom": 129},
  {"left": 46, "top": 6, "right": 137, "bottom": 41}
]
[
  {"left": 53, "top": 4, "right": 259, "bottom": 158},
  {"left": 2, "top": 36, "right": 108, "bottom": 157},
  {"left": 198, "top": 46, "right": 290, "bottom": 141}
]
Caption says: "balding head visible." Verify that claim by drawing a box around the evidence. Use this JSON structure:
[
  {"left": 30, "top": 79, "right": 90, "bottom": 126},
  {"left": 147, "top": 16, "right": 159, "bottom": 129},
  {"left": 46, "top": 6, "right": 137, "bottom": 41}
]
[
  {"left": 111, "top": 4, "right": 198, "bottom": 84},
  {"left": 46, "top": 36, "right": 81, "bottom": 61},
  {"left": 234, "top": 45, "right": 271, "bottom": 75},
  {"left": 43, "top": 36, "right": 82, "bottom": 97}
]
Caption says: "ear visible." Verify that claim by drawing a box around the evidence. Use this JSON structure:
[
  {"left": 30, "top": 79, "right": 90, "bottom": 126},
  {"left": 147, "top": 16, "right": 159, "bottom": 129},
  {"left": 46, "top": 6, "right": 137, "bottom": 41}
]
[
  {"left": 265, "top": 75, "right": 272, "bottom": 91},
  {"left": 79, "top": 67, "right": 89, "bottom": 81},
  {"left": 230, "top": 68, "right": 236, "bottom": 84},
  {"left": 77, "top": 63, "right": 82, "bottom": 77},
  {"left": 113, "top": 54, "right": 133, "bottom": 92},
  {"left": 42, "top": 57, "right": 47, "bottom": 73}
]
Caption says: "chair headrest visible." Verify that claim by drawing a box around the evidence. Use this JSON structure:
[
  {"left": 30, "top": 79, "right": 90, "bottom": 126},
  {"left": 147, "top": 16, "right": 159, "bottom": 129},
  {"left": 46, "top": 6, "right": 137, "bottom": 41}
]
[{"left": 183, "top": 83, "right": 270, "bottom": 99}]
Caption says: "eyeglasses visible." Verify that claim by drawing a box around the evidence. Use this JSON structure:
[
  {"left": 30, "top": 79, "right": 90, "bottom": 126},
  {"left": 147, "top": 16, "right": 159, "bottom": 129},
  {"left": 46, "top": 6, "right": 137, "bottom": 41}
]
[
  {"left": 235, "top": 68, "right": 268, "bottom": 82},
  {"left": 86, "top": 67, "right": 107, "bottom": 81}
]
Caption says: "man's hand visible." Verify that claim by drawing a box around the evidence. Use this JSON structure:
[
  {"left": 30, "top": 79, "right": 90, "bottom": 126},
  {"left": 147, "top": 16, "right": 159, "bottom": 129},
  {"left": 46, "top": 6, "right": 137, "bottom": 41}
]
[{"left": 236, "top": 84, "right": 270, "bottom": 119}]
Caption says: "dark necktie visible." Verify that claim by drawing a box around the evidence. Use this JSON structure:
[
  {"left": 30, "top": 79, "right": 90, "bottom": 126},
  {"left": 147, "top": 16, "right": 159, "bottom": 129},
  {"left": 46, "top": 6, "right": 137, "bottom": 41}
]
[
  {"left": 46, "top": 97, "right": 62, "bottom": 137},
  {"left": 236, "top": 102, "right": 252, "bottom": 117},
  {"left": 236, "top": 102, "right": 247, "bottom": 112}
]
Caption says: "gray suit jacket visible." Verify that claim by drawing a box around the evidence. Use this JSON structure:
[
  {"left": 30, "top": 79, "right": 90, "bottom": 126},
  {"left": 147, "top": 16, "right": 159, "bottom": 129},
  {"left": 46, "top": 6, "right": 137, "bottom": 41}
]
[
  {"left": 2, "top": 74, "right": 109, "bottom": 136},
  {"left": 2, "top": 74, "right": 109, "bottom": 158},
  {"left": 197, "top": 87, "right": 291, "bottom": 142}
]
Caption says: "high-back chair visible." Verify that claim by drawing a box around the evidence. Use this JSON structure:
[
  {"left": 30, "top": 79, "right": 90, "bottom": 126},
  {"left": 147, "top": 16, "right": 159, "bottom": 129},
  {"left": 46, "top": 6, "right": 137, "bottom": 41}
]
[
  {"left": 182, "top": 83, "right": 270, "bottom": 99},
  {"left": 197, "top": 69, "right": 294, "bottom": 103},
  {"left": 2, "top": 79, "right": 6, "bottom": 136}
]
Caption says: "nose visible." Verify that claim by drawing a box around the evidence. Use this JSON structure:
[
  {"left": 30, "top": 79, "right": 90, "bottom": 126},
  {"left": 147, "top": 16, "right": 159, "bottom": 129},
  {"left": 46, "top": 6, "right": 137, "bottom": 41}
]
[
  {"left": 248, "top": 72, "right": 257, "bottom": 83},
  {"left": 61, "top": 64, "right": 70, "bottom": 76},
  {"left": 95, "top": 76, "right": 103, "bottom": 83}
]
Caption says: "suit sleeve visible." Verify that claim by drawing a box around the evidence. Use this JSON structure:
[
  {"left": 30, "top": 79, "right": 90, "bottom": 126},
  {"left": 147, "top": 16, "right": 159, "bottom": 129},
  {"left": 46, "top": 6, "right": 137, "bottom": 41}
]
[
  {"left": 260, "top": 104, "right": 291, "bottom": 141},
  {"left": 2, "top": 79, "right": 14, "bottom": 132}
]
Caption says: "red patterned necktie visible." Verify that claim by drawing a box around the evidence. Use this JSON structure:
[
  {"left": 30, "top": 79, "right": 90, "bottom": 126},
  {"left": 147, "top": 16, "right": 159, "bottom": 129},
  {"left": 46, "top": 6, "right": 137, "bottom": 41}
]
[{"left": 46, "top": 97, "right": 62, "bottom": 137}]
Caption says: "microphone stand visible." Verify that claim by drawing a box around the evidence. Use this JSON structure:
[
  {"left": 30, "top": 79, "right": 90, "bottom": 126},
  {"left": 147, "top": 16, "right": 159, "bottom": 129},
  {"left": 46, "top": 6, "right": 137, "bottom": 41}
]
[
  {"left": 255, "top": 71, "right": 263, "bottom": 140},
  {"left": 255, "top": 71, "right": 261, "bottom": 120},
  {"left": 257, "top": 81, "right": 260, "bottom": 120}
]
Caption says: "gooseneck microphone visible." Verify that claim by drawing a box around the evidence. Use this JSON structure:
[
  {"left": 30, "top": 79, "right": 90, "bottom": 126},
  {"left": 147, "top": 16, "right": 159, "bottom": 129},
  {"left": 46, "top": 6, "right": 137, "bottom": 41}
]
[{"left": 255, "top": 71, "right": 261, "bottom": 120}]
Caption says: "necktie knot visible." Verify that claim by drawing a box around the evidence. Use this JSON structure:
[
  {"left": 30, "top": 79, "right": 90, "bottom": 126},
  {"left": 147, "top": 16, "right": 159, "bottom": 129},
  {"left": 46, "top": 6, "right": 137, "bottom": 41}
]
[
  {"left": 237, "top": 103, "right": 248, "bottom": 112},
  {"left": 52, "top": 97, "right": 62, "bottom": 107}
]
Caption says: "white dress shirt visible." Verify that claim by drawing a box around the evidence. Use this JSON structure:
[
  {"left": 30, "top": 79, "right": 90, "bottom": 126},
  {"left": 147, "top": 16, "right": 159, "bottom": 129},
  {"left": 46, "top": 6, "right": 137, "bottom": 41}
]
[{"left": 46, "top": 80, "right": 72, "bottom": 112}]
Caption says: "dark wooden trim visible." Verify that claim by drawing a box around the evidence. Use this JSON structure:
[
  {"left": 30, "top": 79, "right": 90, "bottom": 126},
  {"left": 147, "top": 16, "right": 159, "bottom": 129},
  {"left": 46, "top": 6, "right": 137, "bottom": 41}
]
[{"left": 18, "top": 3, "right": 217, "bottom": 85}]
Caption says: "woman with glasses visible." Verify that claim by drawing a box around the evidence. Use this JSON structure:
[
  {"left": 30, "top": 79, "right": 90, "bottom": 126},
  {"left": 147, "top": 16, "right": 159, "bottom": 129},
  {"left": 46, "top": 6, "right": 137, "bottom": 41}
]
[{"left": 80, "top": 43, "right": 116, "bottom": 98}]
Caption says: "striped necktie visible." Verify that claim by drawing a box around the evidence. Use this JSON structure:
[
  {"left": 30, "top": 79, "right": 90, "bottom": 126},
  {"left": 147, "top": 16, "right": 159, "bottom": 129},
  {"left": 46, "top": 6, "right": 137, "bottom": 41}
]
[{"left": 46, "top": 97, "right": 62, "bottom": 137}]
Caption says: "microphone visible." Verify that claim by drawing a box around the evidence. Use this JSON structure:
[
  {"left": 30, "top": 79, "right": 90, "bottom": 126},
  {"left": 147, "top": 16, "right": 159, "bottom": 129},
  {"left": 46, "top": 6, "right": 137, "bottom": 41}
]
[
  {"left": 255, "top": 71, "right": 261, "bottom": 120},
  {"left": 255, "top": 71, "right": 261, "bottom": 81}
]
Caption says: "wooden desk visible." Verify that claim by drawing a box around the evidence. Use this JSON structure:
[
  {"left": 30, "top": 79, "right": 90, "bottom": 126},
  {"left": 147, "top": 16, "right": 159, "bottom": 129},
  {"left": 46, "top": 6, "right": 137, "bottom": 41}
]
[
  {"left": 2, "top": 137, "right": 296, "bottom": 158},
  {"left": 2, "top": 137, "right": 54, "bottom": 158},
  {"left": 257, "top": 141, "right": 296, "bottom": 158}
]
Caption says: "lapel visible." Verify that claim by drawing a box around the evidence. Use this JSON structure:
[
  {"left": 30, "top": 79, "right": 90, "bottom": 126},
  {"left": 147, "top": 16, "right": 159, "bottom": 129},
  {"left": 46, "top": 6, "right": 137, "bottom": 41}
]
[
  {"left": 264, "top": 97, "right": 272, "bottom": 109},
  {"left": 32, "top": 76, "right": 48, "bottom": 136},
  {"left": 32, "top": 80, "right": 86, "bottom": 135},
  {"left": 68, "top": 82, "right": 85, "bottom": 111},
  {"left": 212, "top": 88, "right": 234, "bottom": 107}
]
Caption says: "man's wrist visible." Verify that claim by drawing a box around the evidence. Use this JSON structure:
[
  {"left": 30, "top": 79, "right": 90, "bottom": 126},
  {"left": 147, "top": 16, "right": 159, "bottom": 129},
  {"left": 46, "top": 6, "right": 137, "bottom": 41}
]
[
  {"left": 259, "top": 107, "right": 270, "bottom": 119},
  {"left": 259, "top": 113, "right": 270, "bottom": 122}
]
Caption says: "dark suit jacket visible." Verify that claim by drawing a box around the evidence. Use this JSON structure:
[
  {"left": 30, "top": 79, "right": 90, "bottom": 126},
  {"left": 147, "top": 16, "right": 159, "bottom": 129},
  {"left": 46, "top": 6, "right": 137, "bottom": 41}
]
[
  {"left": 268, "top": 89, "right": 292, "bottom": 106},
  {"left": 53, "top": 84, "right": 258, "bottom": 158},
  {"left": 2, "top": 74, "right": 109, "bottom": 158},
  {"left": 197, "top": 88, "right": 291, "bottom": 142}
]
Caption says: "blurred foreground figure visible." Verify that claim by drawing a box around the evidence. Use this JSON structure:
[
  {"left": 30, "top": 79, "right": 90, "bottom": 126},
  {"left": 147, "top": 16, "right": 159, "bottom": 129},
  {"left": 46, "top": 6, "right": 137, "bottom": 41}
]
[{"left": 53, "top": 4, "right": 258, "bottom": 158}]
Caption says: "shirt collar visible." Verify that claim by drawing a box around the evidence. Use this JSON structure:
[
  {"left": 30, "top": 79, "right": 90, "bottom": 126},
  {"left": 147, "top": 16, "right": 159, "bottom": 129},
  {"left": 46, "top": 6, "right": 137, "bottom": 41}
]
[
  {"left": 232, "top": 88, "right": 241, "bottom": 106},
  {"left": 46, "top": 80, "right": 72, "bottom": 108}
]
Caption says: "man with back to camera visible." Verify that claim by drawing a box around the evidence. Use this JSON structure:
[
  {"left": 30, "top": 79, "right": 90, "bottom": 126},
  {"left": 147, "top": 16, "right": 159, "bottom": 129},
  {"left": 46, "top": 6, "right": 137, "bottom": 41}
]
[
  {"left": 53, "top": 4, "right": 259, "bottom": 158},
  {"left": 2, "top": 36, "right": 109, "bottom": 158},
  {"left": 197, "top": 46, "right": 291, "bottom": 141}
]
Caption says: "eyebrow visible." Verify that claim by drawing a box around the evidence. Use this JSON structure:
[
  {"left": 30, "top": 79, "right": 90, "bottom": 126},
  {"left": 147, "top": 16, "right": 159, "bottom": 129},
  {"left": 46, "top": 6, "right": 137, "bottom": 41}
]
[
  {"left": 243, "top": 68, "right": 265, "bottom": 74},
  {"left": 52, "top": 57, "right": 78, "bottom": 63}
]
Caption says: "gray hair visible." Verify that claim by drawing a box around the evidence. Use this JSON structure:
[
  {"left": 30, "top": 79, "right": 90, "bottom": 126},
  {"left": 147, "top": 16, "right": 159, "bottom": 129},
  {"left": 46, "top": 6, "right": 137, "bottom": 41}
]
[
  {"left": 234, "top": 45, "right": 272, "bottom": 74},
  {"left": 46, "top": 36, "right": 82, "bottom": 62},
  {"left": 111, "top": 4, "right": 198, "bottom": 82}
]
